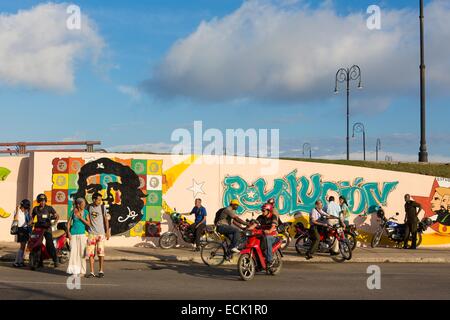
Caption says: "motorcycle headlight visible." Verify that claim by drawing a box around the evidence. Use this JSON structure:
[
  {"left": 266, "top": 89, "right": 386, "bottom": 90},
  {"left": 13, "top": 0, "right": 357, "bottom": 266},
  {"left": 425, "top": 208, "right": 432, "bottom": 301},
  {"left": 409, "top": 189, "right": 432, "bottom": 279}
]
[{"left": 245, "top": 230, "right": 253, "bottom": 237}]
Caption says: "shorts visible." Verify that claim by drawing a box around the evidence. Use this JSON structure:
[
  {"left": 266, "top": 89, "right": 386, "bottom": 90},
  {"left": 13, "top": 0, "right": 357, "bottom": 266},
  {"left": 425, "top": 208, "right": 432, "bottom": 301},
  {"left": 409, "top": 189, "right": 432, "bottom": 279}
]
[{"left": 87, "top": 234, "right": 106, "bottom": 257}]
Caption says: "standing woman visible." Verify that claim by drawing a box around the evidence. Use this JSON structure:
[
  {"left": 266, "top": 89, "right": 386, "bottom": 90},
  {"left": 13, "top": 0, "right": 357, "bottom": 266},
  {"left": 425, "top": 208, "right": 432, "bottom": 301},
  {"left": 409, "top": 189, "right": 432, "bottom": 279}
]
[
  {"left": 339, "top": 196, "right": 350, "bottom": 226},
  {"left": 12, "top": 199, "right": 32, "bottom": 268},
  {"left": 67, "top": 198, "right": 91, "bottom": 276}
]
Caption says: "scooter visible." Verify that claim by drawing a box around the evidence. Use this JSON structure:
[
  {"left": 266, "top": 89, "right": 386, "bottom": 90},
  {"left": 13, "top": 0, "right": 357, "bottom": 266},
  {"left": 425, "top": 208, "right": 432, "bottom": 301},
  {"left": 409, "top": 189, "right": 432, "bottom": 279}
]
[
  {"left": 237, "top": 220, "right": 283, "bottom": 281},
  {"left": 27, "top": 217, "right": 69, "bottom": 270}
]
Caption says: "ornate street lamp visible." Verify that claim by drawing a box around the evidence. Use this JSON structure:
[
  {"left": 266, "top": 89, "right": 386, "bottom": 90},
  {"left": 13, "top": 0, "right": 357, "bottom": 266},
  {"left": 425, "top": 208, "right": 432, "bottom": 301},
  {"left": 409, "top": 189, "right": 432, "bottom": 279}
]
[
  {"left": 303, "top": 143, "right": 312, "bottom": 159},
  {"left": 335, "top": 65, "right": 362, "bottom": 160},
  {"left": 352, "top": 122, "right": 366, "bottom": 161},
  {"left": 376, "top": 138, "right": 381, "bottom": 162},
  {"left": 418, "top": 0, "right": 428, "bottom": 162}
]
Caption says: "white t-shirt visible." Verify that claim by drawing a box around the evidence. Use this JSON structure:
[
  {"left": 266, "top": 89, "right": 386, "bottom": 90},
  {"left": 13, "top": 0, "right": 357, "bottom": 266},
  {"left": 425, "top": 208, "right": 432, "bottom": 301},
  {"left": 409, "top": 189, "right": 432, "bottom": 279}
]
[
  {"left": 326, "top": 201, "right": 342, "bottom": 217},
  {"left": 14, "top": 208, "right": 28, "bottom": 227}
]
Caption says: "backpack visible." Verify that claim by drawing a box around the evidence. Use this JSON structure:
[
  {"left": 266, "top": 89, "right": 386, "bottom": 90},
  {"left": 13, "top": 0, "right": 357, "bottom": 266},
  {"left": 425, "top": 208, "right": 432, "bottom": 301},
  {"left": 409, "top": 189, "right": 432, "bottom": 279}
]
[{"left": 214, "top": 208, "right": 226, "bottom": 225}]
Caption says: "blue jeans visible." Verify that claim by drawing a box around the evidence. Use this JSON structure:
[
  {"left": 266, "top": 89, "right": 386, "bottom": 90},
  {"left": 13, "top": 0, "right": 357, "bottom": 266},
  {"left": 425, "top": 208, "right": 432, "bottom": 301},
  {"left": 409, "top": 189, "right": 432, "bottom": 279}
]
[
  {"left": 264, "top": 235, "right": 276, "bottom": 263},
  {"left": 217, "top": 224, "right": 241, "bottom": 249}
]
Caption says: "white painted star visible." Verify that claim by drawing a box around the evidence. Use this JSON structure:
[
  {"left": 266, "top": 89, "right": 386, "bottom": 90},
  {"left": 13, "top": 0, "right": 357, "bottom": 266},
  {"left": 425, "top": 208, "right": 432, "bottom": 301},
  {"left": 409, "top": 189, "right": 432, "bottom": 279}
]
[
  {"left": 247, "top": 190, "right": 256, "bottom": 199},
  {"left": 187, "top": 179, "right": 206, "bottom": 199}
]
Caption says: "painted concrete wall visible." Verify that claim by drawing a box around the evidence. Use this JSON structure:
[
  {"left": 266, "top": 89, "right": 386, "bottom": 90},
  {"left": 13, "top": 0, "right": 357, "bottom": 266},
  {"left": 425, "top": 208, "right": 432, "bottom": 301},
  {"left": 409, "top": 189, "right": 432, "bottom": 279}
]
[{"left": 0, "top": 152, "right": 449, "bottom": 247}]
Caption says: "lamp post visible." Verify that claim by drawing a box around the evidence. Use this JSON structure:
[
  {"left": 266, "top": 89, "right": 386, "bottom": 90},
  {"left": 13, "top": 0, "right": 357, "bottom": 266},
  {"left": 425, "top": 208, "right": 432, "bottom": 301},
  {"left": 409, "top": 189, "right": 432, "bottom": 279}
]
[
  {"left": 303, "top": 143, "right": 312, "bottom": 159},
  {"left": 376, "top": 138, "right": 381, "bottom": 162},
  {"left": 418, "top": 0, "right": 428, "bottom": 162},
  {"left": 352, "top": 122, "right": 366, "bottom": 161},
  {"left": 335, "top": 65, "right": 362, "bottom": 160}
]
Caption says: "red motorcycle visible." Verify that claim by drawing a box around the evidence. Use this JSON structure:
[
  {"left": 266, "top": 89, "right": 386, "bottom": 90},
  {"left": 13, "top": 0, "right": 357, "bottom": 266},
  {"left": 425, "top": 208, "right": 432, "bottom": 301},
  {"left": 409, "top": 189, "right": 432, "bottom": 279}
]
[
  {"left": 27, "top": 219, "right": 69, "bottom": 270},
  {"left": 237, "top": 221, "right": 283, "bottom": 281},
  {"left": 294, "top": 218, "right": 352, "bottom": 262}
]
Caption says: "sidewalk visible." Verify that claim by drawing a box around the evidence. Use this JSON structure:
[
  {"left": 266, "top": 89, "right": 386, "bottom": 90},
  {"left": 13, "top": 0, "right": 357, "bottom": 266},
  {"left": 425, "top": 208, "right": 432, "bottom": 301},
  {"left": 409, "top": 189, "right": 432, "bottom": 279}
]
[{"left": 1, "top": 241, "right": 450, "bottom": 264}]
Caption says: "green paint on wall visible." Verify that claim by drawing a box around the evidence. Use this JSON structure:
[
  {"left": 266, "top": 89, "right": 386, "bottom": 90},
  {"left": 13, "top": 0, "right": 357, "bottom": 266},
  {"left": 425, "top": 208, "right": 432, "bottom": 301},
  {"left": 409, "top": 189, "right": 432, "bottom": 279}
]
[{"left": 0, "top": 167, "right": 11, "bottom": 181}]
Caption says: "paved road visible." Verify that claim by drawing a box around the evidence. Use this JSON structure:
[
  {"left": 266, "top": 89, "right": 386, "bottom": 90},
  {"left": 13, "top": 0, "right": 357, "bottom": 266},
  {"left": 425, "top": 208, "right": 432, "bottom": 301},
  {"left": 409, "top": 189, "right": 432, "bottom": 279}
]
[{"left": 0, "top": 261, "right": 448, "bottom": 300}]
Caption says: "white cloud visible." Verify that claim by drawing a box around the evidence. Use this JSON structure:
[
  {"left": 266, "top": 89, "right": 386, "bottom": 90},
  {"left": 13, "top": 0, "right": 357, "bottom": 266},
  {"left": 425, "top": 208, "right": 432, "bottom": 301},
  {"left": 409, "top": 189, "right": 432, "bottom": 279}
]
[
  {"left": 117, "top": 85, "right": 142, "bottom": 101},
  {"left": 107, "top": 142, "right": 175, "bottom": 154},
  {"left": 0, "top": 3, "right": 104, "bottom": 92},
  {"left": 144, "top": 0, "right": 450, "bottom": 106}
]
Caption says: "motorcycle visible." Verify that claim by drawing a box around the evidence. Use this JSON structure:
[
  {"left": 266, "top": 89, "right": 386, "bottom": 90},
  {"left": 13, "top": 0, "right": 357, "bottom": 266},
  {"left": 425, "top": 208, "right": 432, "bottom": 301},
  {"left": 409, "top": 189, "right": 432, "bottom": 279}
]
[
  {"left": 294, "top": 217, "right": 352, "bottom": 262},
  {"left": 371, "top": 209, "right": 434, "bottom": 248},
  {"left": 344, "top": 224, "right": 358, "bottom": 251},
  {"left": 159, "top": 212, "right": 218, "bottom": 249},
  {"left": 277, "top": 222, "right": 291, "bottom": 250},
  {"left": 237, "top": 220, "right": 283, "bottom": 281},
  {"left": 27, "top": 217, "right": 69, "bottom": 270}
]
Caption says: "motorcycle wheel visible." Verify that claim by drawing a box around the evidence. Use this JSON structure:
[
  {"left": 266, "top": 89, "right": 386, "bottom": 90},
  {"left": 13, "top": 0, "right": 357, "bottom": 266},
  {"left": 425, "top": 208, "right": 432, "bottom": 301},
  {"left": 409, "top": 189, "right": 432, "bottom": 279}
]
[
  {"left": 238, "top": 253, "right": 256, "bottom": 281},
  {"left": 268, "top": 251, "right": 283, "bottom": 276},
  {"left": 295, "top": 235, "right": 309, "bottom": 255},
  {"left": 346, "top": 233, "right": 357, "bottom": 251},
  {"left": 407, "top": 233, "right": 423, "bottom": 248},
  {"left": 159, "top": 233, "right": 178, "bottom": 249},
  {"left": 201, "top": 241, "right": 226, "bottom": 266},
  {"left": 371, "top": 229, "right": 383, "bottom": 248},
  {"left": 339, "top": 240, "right": 352, "bottom": 260},
  {"left": 280, "top": 233, "right": 290, "bottom": 250},
  {"left": 29, "top": 251, "right": 40, "bottom": 271}
]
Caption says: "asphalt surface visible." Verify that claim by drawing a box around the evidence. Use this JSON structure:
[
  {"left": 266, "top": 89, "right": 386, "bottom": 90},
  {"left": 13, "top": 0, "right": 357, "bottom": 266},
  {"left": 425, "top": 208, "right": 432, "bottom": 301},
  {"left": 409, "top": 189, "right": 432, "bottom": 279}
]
[{"left": 0, "top": 260, "right": 448, "bottom": 300}]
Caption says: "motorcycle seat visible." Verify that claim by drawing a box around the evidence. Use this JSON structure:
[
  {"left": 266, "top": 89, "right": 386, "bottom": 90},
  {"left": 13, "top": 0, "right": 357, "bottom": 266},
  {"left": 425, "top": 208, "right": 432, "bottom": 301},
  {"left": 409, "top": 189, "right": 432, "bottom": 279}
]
[{"left": 52, "top": 229, "right": 65, "bottom": 238}]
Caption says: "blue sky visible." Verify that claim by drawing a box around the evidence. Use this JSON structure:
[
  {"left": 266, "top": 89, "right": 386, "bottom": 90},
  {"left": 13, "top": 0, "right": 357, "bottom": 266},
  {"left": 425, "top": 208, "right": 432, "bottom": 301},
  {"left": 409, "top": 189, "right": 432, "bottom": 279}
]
[{"left": 1, "top": 0, "right": 448, "bottom": 162}]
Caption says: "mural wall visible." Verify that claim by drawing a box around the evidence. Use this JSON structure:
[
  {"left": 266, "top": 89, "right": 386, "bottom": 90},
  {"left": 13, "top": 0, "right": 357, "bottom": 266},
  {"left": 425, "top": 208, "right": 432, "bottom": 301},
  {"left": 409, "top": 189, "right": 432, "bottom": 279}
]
[{"left": 1, "top": 152, "right": 449, "bottom": 247}]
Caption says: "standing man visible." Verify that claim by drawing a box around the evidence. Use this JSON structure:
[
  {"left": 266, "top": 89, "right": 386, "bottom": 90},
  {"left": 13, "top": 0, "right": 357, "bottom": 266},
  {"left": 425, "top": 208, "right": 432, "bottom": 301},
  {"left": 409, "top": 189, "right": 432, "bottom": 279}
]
[
  {"left": 86, "top": 193, "right": 110, "bottom": 278},
  {"left": 182, "top": 198, "right": 207, "bottom": 251},
  {"left": 403, "top": 194, "right": 422, "bottom": 250},
  {"left": 31, "top": 194, "right": 59, "bottom": 268}
]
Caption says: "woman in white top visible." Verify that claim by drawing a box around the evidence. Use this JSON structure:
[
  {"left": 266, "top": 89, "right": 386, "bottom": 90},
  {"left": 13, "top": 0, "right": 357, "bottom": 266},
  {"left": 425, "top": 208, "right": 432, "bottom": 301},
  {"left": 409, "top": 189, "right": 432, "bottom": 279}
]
[{"left": 12, "top": 199, "right": 32, "bottom": 268}]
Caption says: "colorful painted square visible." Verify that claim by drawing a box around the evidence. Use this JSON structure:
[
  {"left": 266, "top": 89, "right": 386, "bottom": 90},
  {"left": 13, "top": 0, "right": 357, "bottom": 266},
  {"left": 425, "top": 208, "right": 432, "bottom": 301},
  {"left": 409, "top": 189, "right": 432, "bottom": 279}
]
[
  {"left": 145, "top": 222, "right": 161, "bottom": 237},
  {"left": 100, "top": 174, "right": 118, "bottom": 189},
  {"left": 52, "top": 189, "right": 68, "bottom": 205},
  {"left": 145, "top": 206, "right": 163, "bottom": 222},
  {"left": 147, "top": 160, "right": 163, "bottom": 175},
  {"left": 129, "top": 221, "right": 146, "bottom": 237},
  {"left": 146, "top": 190, "right": 162, "bottom": 206},
  {"left": 52, "top": 174, "right": 69, "bottom": 189},
  {"left": 138, "top": 175, "right": 147, "bottom": 190},
  {"left": 68, "top": 158, "right": 84, "bottom": 174},
  {"left": 53, "top": 205, "right": 69, "bottom": 220},
  {"left": 146, "top": 175, "right": 162, "bottom": 190},
  {"left": 68, "top": 174, "right": 78, "bottom": 190},
  {"left": 131, "top": 159, "right": 147, "bottom": 175},
  {"left": 52, "top": 158, "right": 69, "bottom": 174},
  {"left": 114, "top": 158, "right": 132, "bottom": 167}
]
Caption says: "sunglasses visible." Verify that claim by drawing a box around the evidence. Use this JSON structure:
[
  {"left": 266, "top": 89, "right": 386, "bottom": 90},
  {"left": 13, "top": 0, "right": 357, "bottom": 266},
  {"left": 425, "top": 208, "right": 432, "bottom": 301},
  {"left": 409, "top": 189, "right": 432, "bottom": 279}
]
[{"left": 38, "top": 199, "right": 47, "bottom": 202}]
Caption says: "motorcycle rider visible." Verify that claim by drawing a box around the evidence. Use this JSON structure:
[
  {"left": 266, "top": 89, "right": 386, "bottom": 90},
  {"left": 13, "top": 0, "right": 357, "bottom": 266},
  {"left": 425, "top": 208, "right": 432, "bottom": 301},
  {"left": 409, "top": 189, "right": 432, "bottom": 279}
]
[
  {"left": 31, "top": 193, "right": 60, "bottom": 267},
  {"left": 181, "top": 198, "right": 207, "bottom": 251},
  {"left": 403, "top": 194, "right": 422, "bottom": 250},
  {"left": 248, "top": 203, "right": 278, "bottom": 269},
  {"left": 215, "top": 199, "right": 249, "bottom": 253},
  {"left": 305, "top": 200, "right": 330, "bottom": 260}
]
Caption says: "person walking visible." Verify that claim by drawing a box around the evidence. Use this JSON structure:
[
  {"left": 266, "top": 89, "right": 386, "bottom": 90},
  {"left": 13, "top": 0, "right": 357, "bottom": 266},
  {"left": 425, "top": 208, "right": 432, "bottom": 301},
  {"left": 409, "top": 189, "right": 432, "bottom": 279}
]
[
  {"left": 403, "top": 194, "right": 422, "bottom": 249},
  {"left": 12, "top": 199, "right": 31, "bottom": 268},
  {"left": 67, "top": 198, "right": 91, "bottom": 276}
]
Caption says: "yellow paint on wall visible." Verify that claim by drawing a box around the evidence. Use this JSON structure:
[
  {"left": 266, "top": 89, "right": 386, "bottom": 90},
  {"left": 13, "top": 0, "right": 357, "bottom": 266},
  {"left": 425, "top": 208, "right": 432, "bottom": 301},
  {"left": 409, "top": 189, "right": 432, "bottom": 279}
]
[
  {"left": 0, "top": 207, "right": 11, "bottom": 219},
  {"left": 162, "top": 155, "right": 199, "bottom": 194}
]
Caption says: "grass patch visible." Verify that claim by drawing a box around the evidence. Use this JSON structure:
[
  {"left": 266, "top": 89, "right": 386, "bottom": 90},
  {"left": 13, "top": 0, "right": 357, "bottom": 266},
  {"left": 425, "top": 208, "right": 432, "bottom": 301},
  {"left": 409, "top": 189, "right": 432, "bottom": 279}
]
[{"left": 282, "top": 158, "right": 450, "bottom": 178}]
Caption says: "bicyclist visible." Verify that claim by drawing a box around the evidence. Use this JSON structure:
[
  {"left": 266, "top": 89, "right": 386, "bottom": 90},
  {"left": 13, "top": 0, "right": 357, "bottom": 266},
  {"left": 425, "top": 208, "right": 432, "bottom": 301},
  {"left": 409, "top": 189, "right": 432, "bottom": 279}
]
[
  {"left": 215, "top": 199, "right": 248, "bottom": 253},
  {"left": 248, "top": 203, "right": 278, "bottom": 269}
]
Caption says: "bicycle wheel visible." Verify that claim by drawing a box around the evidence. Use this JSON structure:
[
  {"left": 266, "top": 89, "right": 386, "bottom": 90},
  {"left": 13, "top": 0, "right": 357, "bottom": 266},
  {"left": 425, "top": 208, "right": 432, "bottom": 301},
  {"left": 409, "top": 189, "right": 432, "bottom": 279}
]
[{"left": 201, "top": 241, "right": 226, "bottom": 266}]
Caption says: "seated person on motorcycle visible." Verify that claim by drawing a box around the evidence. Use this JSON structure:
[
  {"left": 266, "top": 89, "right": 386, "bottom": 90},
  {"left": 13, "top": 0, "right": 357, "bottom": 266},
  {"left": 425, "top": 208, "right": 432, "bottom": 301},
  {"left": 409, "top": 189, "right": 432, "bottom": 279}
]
[
  {"left": 267, "top": 198, "right": 283, "bottom": 227},
  {"left": 305, "top": 200, "right": 330, "bottom": 260},
  {"left": 181, "top": 198, "right": 207, "bottom": 251},
  {"left": 215, "top": 199, "right": 248, "bottom": 253},
  {"left": 31, "top": 193, "right": 60, "bottom": 267},
  {"left": 248, "top": 203, "right": 278, "bottom": 269}
]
